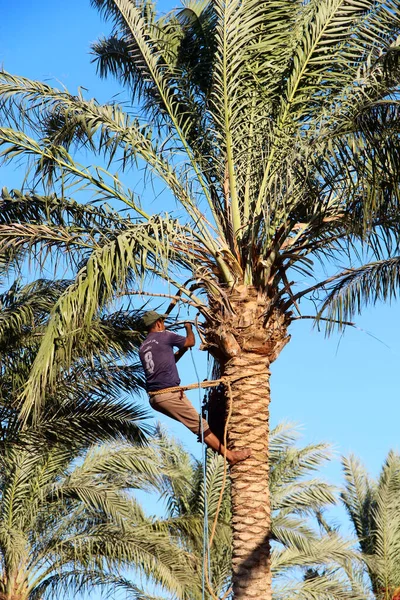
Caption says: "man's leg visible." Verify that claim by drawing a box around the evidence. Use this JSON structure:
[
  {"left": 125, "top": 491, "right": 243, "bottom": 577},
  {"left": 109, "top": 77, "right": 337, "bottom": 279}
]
[{"left": 150, "top": 391, "right": 251, "bottom": 465}]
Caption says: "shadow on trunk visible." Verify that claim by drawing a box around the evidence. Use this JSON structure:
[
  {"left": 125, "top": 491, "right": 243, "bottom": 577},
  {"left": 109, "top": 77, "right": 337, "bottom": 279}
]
[{"left": 233, "top": 532, "right": 271, "bottom": 598}]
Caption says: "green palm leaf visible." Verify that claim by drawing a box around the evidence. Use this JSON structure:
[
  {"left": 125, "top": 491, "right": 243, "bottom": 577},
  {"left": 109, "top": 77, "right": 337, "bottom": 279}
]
[
  {"left": 341, "top": 451, "right": 400, "bottom": 597},
  {"left": 319, "top": 258, "right": 400, "bottom": 332}
]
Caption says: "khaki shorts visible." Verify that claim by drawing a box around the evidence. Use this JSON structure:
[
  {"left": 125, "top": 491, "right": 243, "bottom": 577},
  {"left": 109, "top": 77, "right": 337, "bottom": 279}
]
[{"left": 149, "top": 390, "right": 211, "bottom": 439}]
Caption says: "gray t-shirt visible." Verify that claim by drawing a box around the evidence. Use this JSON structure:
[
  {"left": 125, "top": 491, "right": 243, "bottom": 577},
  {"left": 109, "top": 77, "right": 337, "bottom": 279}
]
[{"left": 139, "top": 330, "right": 187, "bottom": 391}]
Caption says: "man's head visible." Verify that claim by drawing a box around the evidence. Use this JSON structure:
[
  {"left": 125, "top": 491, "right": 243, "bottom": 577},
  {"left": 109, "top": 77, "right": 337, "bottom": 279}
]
[{"left": 142, "top": 311, "right": 167, "bottom": 332}]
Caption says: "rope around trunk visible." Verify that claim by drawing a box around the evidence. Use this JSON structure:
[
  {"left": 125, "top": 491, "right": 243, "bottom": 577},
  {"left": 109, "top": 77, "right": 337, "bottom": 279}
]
[{"left": 147, "top": 372, "right": 253, "bottom": 397}]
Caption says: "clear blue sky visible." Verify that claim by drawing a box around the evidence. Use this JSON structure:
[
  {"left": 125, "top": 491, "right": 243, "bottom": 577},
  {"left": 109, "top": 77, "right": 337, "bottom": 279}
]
[{"left": 2, "top": 0, "right": 400, "bottom": 589}]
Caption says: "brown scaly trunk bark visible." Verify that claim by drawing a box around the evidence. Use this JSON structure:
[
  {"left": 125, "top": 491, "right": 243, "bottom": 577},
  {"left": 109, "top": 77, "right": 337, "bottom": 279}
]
[{"left": 204, "top": 285, "right": 291, "bottom": 600}]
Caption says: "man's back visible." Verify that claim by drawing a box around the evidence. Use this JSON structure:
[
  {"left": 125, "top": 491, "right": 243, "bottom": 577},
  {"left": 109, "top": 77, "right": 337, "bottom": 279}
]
[{"left": 139, "top": 330, "right": 186, "bottom": 391}]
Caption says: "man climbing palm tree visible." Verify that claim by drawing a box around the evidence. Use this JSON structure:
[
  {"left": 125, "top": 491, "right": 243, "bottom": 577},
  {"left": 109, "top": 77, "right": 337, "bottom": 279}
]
[{"left": 139, "top": 311, "right": 251, "bottom": 465}]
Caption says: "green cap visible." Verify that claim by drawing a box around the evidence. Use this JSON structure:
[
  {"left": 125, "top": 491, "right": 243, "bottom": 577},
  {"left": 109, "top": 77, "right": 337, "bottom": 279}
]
[{"left": 141, "top": 310, "right": 167, "bottom": 328}]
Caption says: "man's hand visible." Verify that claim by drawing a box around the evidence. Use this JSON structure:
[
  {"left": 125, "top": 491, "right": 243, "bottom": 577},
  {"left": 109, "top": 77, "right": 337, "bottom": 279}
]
[
  {"left": 175, "top": 322, "right": 195, "bottom": 362},
  {"left": 183, "top": 322, "right": 195, "bottom": 348}
]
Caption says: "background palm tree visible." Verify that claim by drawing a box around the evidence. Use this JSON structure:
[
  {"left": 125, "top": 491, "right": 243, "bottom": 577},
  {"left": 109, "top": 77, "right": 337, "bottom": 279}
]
[
  {"left": 0, "top": 277, "right": 196, "bottom": 600},
  {"left": 155, "top": 423, "right": 363, "bottom": 600},
  {"left": 0, "top": 275, "right": 152, "bottom": 446},
  {"left": 1, "top": 0, "right": 400, "bottom": 596},
  {"left": 341, "top": 452, "right": 400, "bottom": 600},
  {"left": 0, "top": 434, "right": 193, "bottom": 600}
]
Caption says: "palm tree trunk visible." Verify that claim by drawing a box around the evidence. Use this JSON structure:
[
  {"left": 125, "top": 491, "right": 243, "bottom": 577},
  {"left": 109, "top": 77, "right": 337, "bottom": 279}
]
[
  {"left": 204, "top": 285, "right": 290, "bottom": 600},
  {"left": 225, "top": 353, "right": 272, "bottom": 599}
]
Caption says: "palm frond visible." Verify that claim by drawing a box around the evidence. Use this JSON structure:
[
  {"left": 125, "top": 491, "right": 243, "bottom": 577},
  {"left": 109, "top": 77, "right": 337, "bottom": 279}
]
[
  {"left": 0, "top": 278, "right": 67, "bottom": 347},
  {"left": 273, "top": 569, "right": 365, "bottom": 600},
  {"left": 36, "top": 396, "right": 151, "bottom": 447},
  {"left": 0, "top": 276, "right": 154, "bottom": 450},
  {"left": 89, "top": 0, "right": 225, "bottom": 235},
  {"left": 72, "top": 443, "right": 165, "bottom": 492},
  {"left": 272, "top": 532, "right": 358, "bottom": 571},
  {"left": 340, "top": 451, "right": 400, "bottom": 597},
  {"left": 14, "top": 215, "right": 206, "bottom": 422},
  {"left": 151, "top": 425, "right": 356, "bottom": 598},
  {"left": 319, "top": 257, "right": 400, "bottom": 332},
  {"left": 341, "top": 455, "right": 375, "bottom": 547},
  {"left": 30, "top": 570, "right": 167, "bottom": 600},
  {"left": 0, "top": 433, "right": 194, "bottom": 600},
  {"left": 369, "top": 452, "right": 400, "bottom": 592}
]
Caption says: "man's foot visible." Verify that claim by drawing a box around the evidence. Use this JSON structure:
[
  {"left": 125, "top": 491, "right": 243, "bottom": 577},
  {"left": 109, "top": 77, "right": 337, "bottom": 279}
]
[{"left": 227, "top": 448, "right": 252, "bottom": 465}]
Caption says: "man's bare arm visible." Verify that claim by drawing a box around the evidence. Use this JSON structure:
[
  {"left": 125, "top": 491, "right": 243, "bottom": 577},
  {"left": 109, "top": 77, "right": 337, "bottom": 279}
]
[{"left": 175, "top": 323, "right": 195, "bottom": 362}]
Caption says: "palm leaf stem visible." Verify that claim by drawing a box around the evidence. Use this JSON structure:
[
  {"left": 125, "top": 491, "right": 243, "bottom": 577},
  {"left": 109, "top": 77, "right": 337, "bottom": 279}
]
[
  {"left": 281, "top": 267, "right": 355, "bottom": 312},
  {"left": 243, "top": 91, "right": 256, "bottom": 223},
  {"left": 117, "top": 289, "right": 203, "bottom": 311},
  {"left": 291, "top": 315, "right": 356, "bottom": 328},
  {"left": 134, "top": 267, "right": 210, "bottom": 314},
  {"left": 253, "top": 140, "right": 277, "bottom": 228}
]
